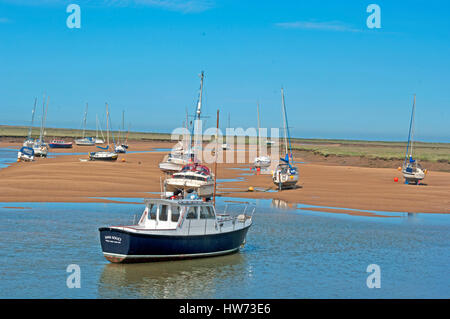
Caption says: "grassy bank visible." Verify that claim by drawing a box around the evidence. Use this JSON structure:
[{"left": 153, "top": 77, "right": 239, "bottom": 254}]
[
  {"left": 291, "top": 141, "right": 450, "bottom": 163},
  {"left": 1, "top": 125, "right": 449, "bottom": 163}
]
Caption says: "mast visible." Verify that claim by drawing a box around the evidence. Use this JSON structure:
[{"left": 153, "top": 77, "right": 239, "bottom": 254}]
[
  {"left": 122, "top": 110, "right": 125, "bottom": 144},
  {"left": 106, "top": 103, "right": 109, "bottom": 146},
  {"left": 281, "top": 88, "right": 293, "bottom": 162},
  {"left": 82, "top": 103, "right": 88, "bottom": 139},
  {"left": 28, "top": 98, "right": 37, "bottom": 140},
  {"left": 404, "top": 94, "right": 416, "bottom": 165},
  {"left": 192, "top": 71, "right": 204, "bottom": 157},
  {"left": 257, "top": 102, "right": 261, "bottom": 155},
  {"left": 213, "top": 109, "right": 219, "bottom": 206},
  {"left": 39, "top": 95, "right": 47, "bottom": 143}
]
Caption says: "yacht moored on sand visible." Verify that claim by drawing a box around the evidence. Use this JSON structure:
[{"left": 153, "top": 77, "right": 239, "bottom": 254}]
[
  {"left": 17, "top": 146, "right": 35, "bottom": 162},
  {"left": 99, "top": 196, "right": 253, "bottom": 263},
  {"left": 401, "top": 94, "right": 426, "bottom": 184}
]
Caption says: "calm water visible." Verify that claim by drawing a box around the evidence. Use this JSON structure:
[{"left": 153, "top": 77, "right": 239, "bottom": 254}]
[{"left": 0, "top": 198, "right": 449, "bottom": 299}]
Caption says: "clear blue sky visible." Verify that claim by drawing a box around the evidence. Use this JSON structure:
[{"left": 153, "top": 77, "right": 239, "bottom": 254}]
[{"left": 0, "top": 0, "right": 449, "bottom": 142}]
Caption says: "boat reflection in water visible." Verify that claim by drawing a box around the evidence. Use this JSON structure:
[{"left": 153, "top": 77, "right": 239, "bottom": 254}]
[
  {"left": 97, "top": 253, "right": 249, "bottom": 298},
  {"left": 271, "top": 199, "right": 298, "bottom": 210}
]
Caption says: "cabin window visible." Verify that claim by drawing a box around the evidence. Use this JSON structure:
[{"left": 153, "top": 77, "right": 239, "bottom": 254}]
[
  {"left": 171, "top": 206, "right": 181, "bottom": 223},
  {"left": 206, "top": 206, "right": 215, "bottom": 219},
  {"left": 159, "top": 205, "right": 168, "bottom": 221},
  {"left": 199, "top": 206, "right": 208, "bottom": 219},
  {"left": 186, "top": 206, "right": 198, "bottom": 219},
  {"left": 148, "top": 204, "right": 156, "bottom": 220}
]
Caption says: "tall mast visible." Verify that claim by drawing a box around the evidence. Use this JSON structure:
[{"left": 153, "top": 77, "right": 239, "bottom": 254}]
[
  {"left": 213, "top": 109, "right": 219, "bottom": 206},
  {"left": 192, "top": 71, "right": 204, "bottom": 156},
  {"left": 404, "top": 94, "right": 416, "bottom": 165},
  {"left": 106, "top": 103, "right": 109, "bottom": 146},
  {"left": 82, "top": 103, "right": 88, "bottom": 138},
  {"left": 257, "top": 102, "right": 261, "bottom": 155},
  {"left": 39, "top": 95, "right": 47, "bottom": 142},
  {"left": 281, "top": 88, "right": 293, "bottom": 161},
  {"left": 122, "top": 110, "right": 125, "bottom": 144},
  {"left": 28, "top": 98, "right": 37, "bottom": 140}
]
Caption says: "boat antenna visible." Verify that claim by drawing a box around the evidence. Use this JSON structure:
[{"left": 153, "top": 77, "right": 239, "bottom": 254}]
[{"left": 213, "top": 109, "right": 219, "bottom": 206}]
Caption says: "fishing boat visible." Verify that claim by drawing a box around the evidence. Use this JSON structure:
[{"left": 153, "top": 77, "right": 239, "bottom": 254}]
[
  {"left": 75, "top": 103, "right": 95, "bottom": 146},
  {"left": 272, "top": 88, "right": 299, "bottom": 190},
  {"left": 23, "top": 98, "right": 37, "bottom": 148},
  {"left": 89, "top": 103, "right": 119, "bottom": 161},
  {"left": 164, "top": 163, "right": 215, "bottom": 198},
  {"left": 17, "top": 146, "right": 34, "bottom": 162},
  {"left": 254, "top": 102, "right": 271, "bottom": 168},
  {"left": 401, "top": 95, "right": 426, "bottom": 184},
  {"left": 98, "top": 195, "right": 253, "bottom": 263},
  {"left": 48, "top": 139, "right": 73, "bottom": 148}
]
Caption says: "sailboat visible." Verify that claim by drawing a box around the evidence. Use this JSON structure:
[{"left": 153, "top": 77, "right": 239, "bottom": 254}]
[
  {"left": 159, "top": 110, "right": 194, "bottom": 173},
  {"left": 95, "top": 114, "right": 105, "bottom": 144},
  {"left": 254, "top": 102, "right": 271, "bottom": 168},
  {"left": 401, "top": 94, "right": 426, "bottom": 184},
  {"left": 89, "top": 103, "right": 118, "bottom": 161},
  {"left": 164, "top": 71, "right": 215, "bottom": 199},
  {"left": 272, "top": 88, "right": 299, "bottom": 190},
  {"left": 23, "top": 98, "right": 37, "bottom": 148},
  {"left": 75, "top": 103, "right": 95, "bottom": 146},
  {"left": 32, "top": 95, "right": 49, "bottom": 157},
  {"left": 114, "top": 110, "right": 127, "bottom": 153},
  {"left": 221, "top": 113, "right": 230, "bottom": 150}
]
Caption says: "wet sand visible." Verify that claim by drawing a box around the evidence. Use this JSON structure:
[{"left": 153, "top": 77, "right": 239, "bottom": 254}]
[{"left": 0, "top": 141, "right": 449, "bottom": 215}]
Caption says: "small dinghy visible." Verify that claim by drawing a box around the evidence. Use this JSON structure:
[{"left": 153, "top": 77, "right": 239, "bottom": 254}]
[
  {"left": 17, "top": 146, "right": 35, "bottom": 162},
  {"left": 99, "top": 195, "right": 254, "bottom": 263}
]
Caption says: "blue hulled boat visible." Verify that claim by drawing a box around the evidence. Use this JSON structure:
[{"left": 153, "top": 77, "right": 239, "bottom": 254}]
[{"left": 99, "top": 197, "right": 253, "bottom": 263}]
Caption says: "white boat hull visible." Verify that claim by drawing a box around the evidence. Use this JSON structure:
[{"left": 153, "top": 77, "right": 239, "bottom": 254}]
[
  {"left": 164, "top": 179, "right": 214, "bottom": 198},
  {"left": 254, "top": 156, "right": 271, "bottom": 168}
]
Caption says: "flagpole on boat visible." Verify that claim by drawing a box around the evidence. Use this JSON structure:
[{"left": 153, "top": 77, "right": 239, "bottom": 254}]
[{"left": 213, "top": 109, "right": 219, "bottom": 206}]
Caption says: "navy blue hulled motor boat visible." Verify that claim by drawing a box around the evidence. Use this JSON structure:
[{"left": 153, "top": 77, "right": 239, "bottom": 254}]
[{"left": 99, "top": 197, "right": 254, "bottom": 263}]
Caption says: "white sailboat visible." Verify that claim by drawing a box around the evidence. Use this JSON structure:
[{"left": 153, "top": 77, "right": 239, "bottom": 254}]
[
  {"left": 89, "top": 103, "right": 118, "bottom": 161},
  {"left": 32, "top": 95, "right": 49, "bottom": 157},
  {"left": 159, "top": 109, "right": 194, "bottom": 173},
  {"left": 95, "top": 114, "right": 105, "bottom": 144},
  {"left": 75, "top": 103, "right": 95, "bottom": 146},
  {"left": 401, "top": 94, "right": 426, "bottom": 184},
  {"left": 23, "top": 98, "right": 37, "bottom": 148},
  {"left": 114, "top": 110, "right": 127, "bottom": 153},
  {"left": 254, "top": 102, "right": 271, "bottom": 168},
  {"left": 164, "top": 71, "right": 215, "bottom": 198},
  {"left": 272, "top": 88, "right": 299, "bottom": 190}
]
